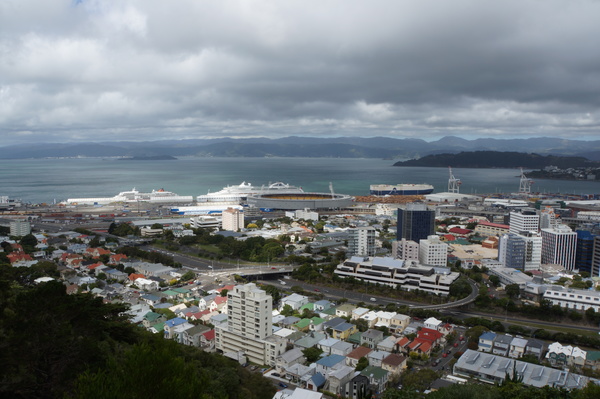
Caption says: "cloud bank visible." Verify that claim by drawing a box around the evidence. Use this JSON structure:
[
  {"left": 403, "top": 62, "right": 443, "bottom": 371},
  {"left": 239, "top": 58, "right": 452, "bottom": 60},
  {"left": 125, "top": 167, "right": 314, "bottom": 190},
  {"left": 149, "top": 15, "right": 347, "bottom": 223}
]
[{"left": 1, "top": 0, "right": 599, "bottom": 145}]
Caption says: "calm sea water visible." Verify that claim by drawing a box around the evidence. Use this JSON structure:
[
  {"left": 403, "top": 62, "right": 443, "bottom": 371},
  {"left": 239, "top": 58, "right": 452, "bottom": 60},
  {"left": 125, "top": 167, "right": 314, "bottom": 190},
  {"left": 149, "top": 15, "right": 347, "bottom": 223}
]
[{"left": 0, "top": 157, "right": 598, "bottom": 204}]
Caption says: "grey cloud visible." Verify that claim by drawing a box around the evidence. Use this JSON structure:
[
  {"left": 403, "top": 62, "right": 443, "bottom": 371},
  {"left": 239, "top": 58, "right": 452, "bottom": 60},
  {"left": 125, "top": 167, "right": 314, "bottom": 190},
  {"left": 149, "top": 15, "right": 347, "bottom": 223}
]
[{"left": 1, "top": 0, "right": 600, "bottom": 145}]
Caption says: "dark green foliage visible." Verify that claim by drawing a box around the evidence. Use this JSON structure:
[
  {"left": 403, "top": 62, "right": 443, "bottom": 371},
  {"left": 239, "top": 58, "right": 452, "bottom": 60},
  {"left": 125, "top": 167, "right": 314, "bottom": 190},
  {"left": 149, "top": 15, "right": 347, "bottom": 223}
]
[
  {"left": 0, "top": 268, "right": 275, "bottom": 399},
  {"left": 302, "top": 347, "right": 323, "bottom": 363}
]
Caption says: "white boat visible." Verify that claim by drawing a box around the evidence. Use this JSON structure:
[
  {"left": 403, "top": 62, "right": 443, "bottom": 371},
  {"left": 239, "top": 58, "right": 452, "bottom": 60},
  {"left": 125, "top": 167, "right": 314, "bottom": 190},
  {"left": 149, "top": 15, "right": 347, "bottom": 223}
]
[
  {"left": 197, "top": 182, "right": 304, "bottom": 203},
  {"left": 65, "top": 188, "right": 194, "bottom": 205}
]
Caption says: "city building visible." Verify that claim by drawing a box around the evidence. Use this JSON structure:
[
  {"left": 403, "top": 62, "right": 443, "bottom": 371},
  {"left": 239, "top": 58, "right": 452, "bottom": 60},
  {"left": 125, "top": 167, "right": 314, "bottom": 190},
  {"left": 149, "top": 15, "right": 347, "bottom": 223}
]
[
  {"left": 392, "top": 239, "right": 419, "bottom": 261},
  {"left": 221, "top": 207, "right": 244, "bottom": 232},
  {"left": 397, "top": 203, "right": 435, "bottom": 243},
  {"left": 474, "top": 221, "right": 510, "bottom": 238},
  {"left": 543, "top": 286, "right": 600, "bottom": 312},
  {"left": 215, "top": 283, "right": 286, "bottom": 366},
  {"left": 454, "top": 350, "right": 593, "bottom": 389},
  {"left": 335, "top": 256, "right": 459, "bottom": 296},
  {"left": 347, "top": 226, "right": 376, "bottom": 257},
  {"left": 10, "top": 220, "right": 31, "bottom": 237},
  {"left": 541, "top": 225, "right": 577, "bottom": 270},
  {"left": 418, "top": 235, "right": 448, "bottom": 267},
  {"left": 509, "top": 210, "right": 539, "bottom": 235},
  {"left": 575, "top": 225, "right": 600, "bottom": 277},
  {"left": 498, "top": 234, "right": 526, "bottom": 270}
]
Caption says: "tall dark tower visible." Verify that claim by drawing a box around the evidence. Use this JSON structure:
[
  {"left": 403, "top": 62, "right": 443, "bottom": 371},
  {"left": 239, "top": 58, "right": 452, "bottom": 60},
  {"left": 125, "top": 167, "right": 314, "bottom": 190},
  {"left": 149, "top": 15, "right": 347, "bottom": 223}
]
[{"left": 397, "top": 203, "right": 435, "bottom": 242}]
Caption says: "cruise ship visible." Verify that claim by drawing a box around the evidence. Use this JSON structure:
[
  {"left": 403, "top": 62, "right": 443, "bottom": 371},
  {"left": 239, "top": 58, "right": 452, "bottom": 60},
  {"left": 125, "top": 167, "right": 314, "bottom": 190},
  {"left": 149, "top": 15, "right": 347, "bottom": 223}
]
[
  {"left": 197, "top": 182, "right": 304, "bottom": 203},
  {"left": 370, "top": 183, "right": 434, "bottom": 196},
  {"left": 65, "top": 188, "right": 194, "bottom": 205}
]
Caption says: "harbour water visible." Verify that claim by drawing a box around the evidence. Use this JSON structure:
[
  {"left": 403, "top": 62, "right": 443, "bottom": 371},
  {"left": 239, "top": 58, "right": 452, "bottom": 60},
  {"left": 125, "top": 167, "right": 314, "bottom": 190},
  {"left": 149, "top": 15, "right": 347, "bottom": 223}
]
[{"left": 0, "top": 157, "right": 598, "bottom": 204}]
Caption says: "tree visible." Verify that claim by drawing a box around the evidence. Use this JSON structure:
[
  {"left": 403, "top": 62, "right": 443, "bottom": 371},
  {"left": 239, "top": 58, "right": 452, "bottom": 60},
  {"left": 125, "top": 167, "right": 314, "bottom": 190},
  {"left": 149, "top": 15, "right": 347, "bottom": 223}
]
[
  {"left": 489, "top": 275, "right": 500, "bottom": 287},
  {"left": 505, "top": 284, "right": 520, "bottom": 299},
  {"left": 180, "top": 271, "right": 196, "bottom": 282},
  {"left": 402, "top": 369, "right": 439, "bottom": 392},
  {"left": 302, "top": 347, "right": 323, "bottom": 363},
  {"left": 355, "top": 356, "right": 369, "bottom": 371}
]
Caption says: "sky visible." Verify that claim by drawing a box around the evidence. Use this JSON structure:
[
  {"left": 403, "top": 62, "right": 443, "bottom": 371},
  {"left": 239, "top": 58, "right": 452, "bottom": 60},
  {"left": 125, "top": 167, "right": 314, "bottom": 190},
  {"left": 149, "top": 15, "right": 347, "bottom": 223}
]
[{"left": 1, "top": 0, "right": 600, "bottom": 146}]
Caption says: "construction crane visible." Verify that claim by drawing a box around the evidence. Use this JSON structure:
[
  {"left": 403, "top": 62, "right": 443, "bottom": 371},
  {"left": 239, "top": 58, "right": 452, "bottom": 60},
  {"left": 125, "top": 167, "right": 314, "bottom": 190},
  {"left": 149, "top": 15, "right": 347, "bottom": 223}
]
[{"left": 448, "top": 166, "right": 461, "bottom": 193}]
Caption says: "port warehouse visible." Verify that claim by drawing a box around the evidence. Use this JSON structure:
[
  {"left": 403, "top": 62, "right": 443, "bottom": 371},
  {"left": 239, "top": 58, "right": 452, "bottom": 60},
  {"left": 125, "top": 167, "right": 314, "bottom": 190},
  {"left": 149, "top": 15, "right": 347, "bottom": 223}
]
[{"left": 247, "top": 192, "right": 354, "bottom": 211}]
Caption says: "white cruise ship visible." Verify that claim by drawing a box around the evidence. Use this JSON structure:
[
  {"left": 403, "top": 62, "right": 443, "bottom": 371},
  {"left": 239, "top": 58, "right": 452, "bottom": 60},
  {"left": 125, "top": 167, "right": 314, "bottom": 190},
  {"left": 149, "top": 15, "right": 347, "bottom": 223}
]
[
  {"left": 65, "top": 188, "right": 194, "bottom": 205},
  {"left": 197, "top": 182, "right": 304, "bottom": 203}
]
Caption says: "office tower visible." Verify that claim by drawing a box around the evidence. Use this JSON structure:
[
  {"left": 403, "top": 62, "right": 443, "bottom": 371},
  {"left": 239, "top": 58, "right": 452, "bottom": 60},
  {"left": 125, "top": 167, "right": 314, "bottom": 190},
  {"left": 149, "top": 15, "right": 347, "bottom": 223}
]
[
  {"left": 397, "top": 203, "right": 435, "bottom": 242},
  {"left": 509, "top": 210, "right": 539, "bottom": 235},
  {"left": 540, "top": 207, "right": 559, "bottom": 229},
  {"left": 575, "top": 225, "right": 600, "bottom": 276},
  {"left": 498, "top": 234, "right": 526, "bottom": 271},
  {"left": 541, "top": 225, "right": 577, "bottom": 270},
  {"left": 419, "top": 235, "right": 448, "bottom": 267},
  {"left": 348, "top": 226, "right": 376, "bottom": 257}
]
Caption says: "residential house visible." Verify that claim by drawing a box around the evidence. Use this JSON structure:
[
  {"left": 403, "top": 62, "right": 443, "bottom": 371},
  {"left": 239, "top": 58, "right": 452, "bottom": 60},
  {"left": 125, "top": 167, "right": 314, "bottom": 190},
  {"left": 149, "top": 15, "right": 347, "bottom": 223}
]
[
  {"left": 315, "top": 354, "right": 346, "bottom": 376},
  {"left": 360, "top": 366, "right": 388, "bottom": 393},
  {"left": 280, "top": 293, "right": 310, "bottom": 311},
  {"left": 336, "top": 303, "right": 356, "bottom": 318},
  {"left": 492, "top": 335, "right": 512, "bottom": 357},
  {"left": 295, "top": 332, "right": 326, "bottom": 349},
  {"left": 361, "top": 329, "right": 385, "bottom": 349},
  {"left": 367, "top": 350, "right": 390, "bottom": 368},
  {"left": 275, "top": 348, "right": 306, "bottom": 373},
  {"left": 331, "top": 341, "right": 354, "bottom": 356},
  {"left": 142, "top": 311, "right": 167, "bottom": 328},
  {"left": 306, "top": 373, "right": 327, "bottom": 392},
  {"left": 509, "top": 337, "right": 529, "bottom": 359},
  {"left": 424, "top": 317, "right": 443, "bottom": 331},
  {"left": 331, "top": 322, "right": 358, "bottom": 340},
  {"left": 478, "top": 331, "right": 497, "bottom": 353},
  {"left": 546, "top": 342, "right": 587, "bottom": 368},
  {"left": 525, "top": 339, "right": 546, "bottom": 360},
  {"left": 381, "top": 354, "right": 407, "bottom": 377},
  {"left": 343, "top": 374, "right": 370, "bottom": 399},
  {"left": 351, "top": 307, "right": 370, "bottom": 320},
  {"left": 327, "top": 366, "right": 355, "bottom": 396},
  {"left": 346, "top": 346, "right": 373, "bottom": 368},
  {"left": 374, "top": 311, "right": 396, "bottom": 329},
  {"left": 389, "top": 314, "right": 411, "bottom": 334},
  {"left": 309, "top": 317, "right": 325, "bottom": 332},
  {"left": 377, "top": 336, "right": 399, "bottom": 353},
  {"left": 318, "top": 337, "right": 340, "bottom": 355},
  {"left": 182, "top": 324, "right": 211, "bottom": 347}
]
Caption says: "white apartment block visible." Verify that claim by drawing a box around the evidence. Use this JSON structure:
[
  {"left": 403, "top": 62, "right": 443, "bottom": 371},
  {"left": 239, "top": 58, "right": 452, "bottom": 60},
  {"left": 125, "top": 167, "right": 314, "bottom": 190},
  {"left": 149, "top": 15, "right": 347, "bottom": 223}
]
[
  {"left": 392, "top": 239, "right": 419, "bottom": 261},
  {"left": 335, "top": 256, "right": 459, "bottom": 296},
  {"left": 215, "top": 283, "right": 286, "bottom": 366},
  {"left": 418, "top": 235, "right": 448, "bottom": 267},
  {"left": 543, "top": 286, "right": 600, "bottom": 312},
  {"left": 541, "top": 225, "right": 577, "bottom": 270},
  {"left": 10, "top": 220, "right": 31, "bottom": 237},
  {"left": 348, "top": 227, "right": 376, "bottom": 257},
  {"left": 222, "top": 207, "right": 244, "bottom": 231},
  {"left": 509, "top": 211, "right": 539, "bottom": 235}
]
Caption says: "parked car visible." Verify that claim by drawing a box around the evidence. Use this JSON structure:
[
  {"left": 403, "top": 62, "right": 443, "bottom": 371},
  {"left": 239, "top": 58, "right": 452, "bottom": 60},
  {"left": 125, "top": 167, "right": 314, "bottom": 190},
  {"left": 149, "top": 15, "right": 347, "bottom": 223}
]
[
  {"left": 272, "top": 373, "right": 280, "bottom": 377},
  {"left": 453, "top": 342, "right": 459, "bottom": 347},
  {"left": 442, "top": 353, "right": 448, "bottom": 358},
  {"left": 279, "top": 382, "right": 288, "bottom": 388}
]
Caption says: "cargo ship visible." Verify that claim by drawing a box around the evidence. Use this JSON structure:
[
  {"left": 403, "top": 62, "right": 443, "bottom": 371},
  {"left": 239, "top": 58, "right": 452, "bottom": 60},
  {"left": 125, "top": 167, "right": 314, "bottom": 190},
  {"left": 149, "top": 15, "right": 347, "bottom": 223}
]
[{"left": 370, "top": 184, "right": 434, "bottom": 196}]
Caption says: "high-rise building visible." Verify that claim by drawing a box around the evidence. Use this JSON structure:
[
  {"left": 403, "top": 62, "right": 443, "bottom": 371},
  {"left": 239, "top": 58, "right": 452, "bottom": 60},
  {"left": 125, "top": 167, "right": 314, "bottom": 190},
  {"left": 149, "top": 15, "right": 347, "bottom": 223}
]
[
  {"left": 575, "top": 225, "right": 600, "bottom": 277},
  {"left": 418, "top": 235, "right": 448, "bottom": 267},
  {"left": 221, "top": 207, "right": 244, "bottom": 231},
  {"left": 540, "top": 207, "right": 559, "bottom": 229},
  {"left": 215, "top": 283, "right": 285, "bottom": 365},
  {"left": 498, "top": 234, "right": 526, "bottom": 270},
  {"left": 348, "top": 227, "right": 376, "bottom": 257},
  {"left": 509, "top": 211, "right": 539, "bottom": 235},
  {"left": 541, "top": 225, "right": 577, "bottom": 270},
  {"left": 521, "top": 231, "right": 543, "bottom": 271},
  {"left": 397, "top": 203, "right": 435, "bottom": 243},
  {"left": 392, "top": 238, "right": 419, "bottom": 261},
  {"left": 10, "top": 220, "right": 31, "bottom": 237}
]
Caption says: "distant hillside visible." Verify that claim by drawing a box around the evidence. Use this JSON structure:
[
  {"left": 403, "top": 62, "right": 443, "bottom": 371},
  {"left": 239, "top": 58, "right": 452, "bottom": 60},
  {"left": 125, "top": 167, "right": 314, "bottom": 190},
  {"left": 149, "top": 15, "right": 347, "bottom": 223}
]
[
  {"left": 393, "top": 151, "right": 600, "bottom": 168},
  {"left": 1, "top": 136, "right": 600, "bottom": 160}
]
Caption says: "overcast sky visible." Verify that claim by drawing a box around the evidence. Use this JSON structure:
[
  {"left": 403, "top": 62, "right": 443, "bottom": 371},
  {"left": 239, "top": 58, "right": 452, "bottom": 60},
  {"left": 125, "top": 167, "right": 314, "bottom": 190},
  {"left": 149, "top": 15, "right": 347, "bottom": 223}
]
[{"left": 1, "top": 0, "right": 599, "bottom": 146}]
